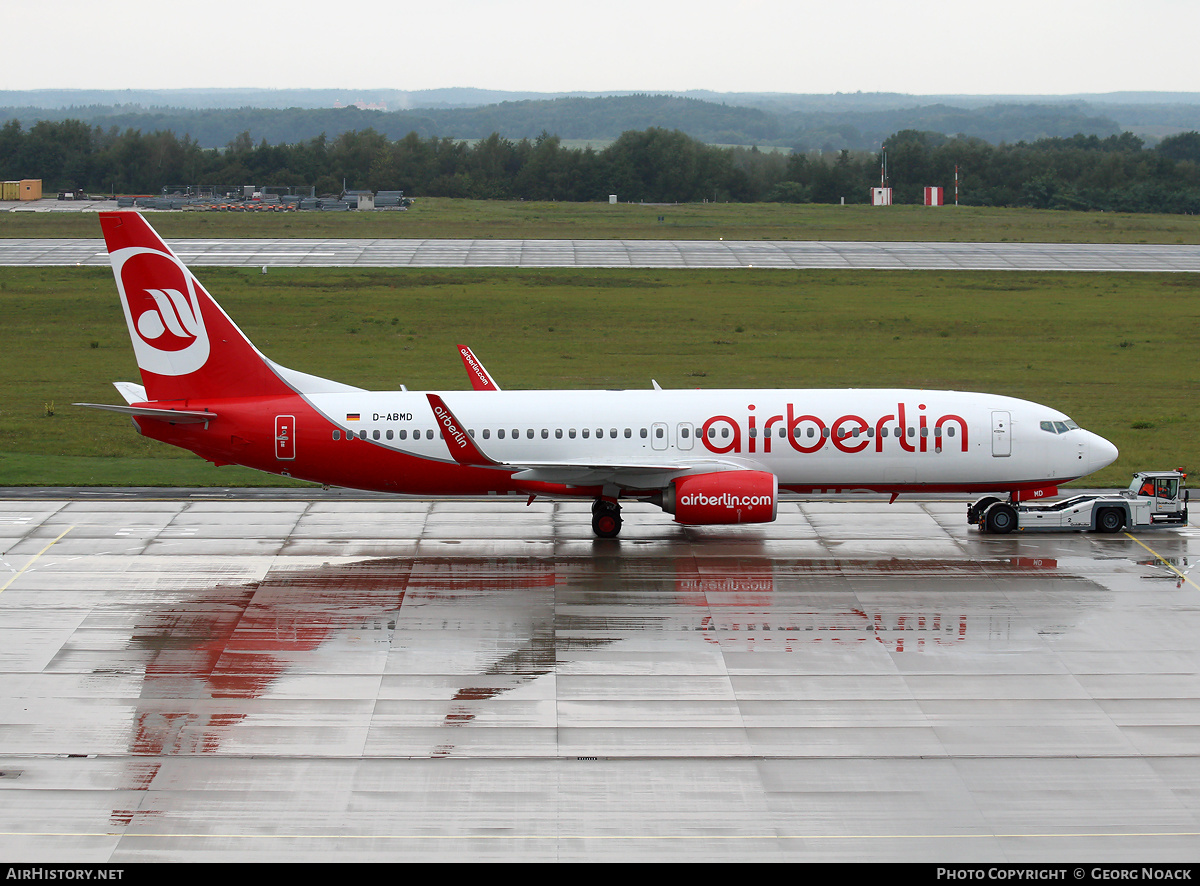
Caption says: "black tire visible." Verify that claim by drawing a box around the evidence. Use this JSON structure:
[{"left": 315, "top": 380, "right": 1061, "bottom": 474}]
[
  {"left": 592, "top": 509, "right": 622, "bottom": 538},
  {"left": 1096, "top": 508, "right": 1125, "bottom": 533},
  {"left": 985, "top": 503, "right": 1017, "bottom": 534},
  {"left": 968, "top": 496, "right": 1001, "bottom": 526}
]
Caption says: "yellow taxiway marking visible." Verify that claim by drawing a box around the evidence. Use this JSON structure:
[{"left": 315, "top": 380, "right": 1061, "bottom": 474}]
[
  {"left": 1124, "top": 532, "right": 1198, "bottom": 590},
  {"left": 0, "top": 525, "right": 73, "bottom": 594}
]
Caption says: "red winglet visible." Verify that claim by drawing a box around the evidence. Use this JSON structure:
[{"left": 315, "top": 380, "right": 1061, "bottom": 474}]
[
  {"left": 426, "top": 393, "right": 499, "bottom": 466},
  {"left": 457, "top": 345, "right": 500, "bottom": 391}
]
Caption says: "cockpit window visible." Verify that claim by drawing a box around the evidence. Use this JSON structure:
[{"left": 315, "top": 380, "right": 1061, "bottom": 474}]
[{"left": 1041, "top": 419, "right": 1078, "bottom": 435}]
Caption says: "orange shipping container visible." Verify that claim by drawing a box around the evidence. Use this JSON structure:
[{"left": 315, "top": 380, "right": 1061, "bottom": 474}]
[{"left": 19, "top": 179, "right": 42, "bottom": 201}]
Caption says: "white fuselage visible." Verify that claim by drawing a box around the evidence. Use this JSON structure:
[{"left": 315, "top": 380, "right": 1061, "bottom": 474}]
[{"left": 308, "top": 388, "right": 1116, "bottom": 491}]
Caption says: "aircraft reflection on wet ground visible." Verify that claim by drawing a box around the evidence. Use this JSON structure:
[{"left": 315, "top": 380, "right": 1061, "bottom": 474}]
[
  {"left": 2, "top": 496, "right": 1198, "bottom": 862},
  {"left": 107, "top": 552, "right": 1095, "bottom": 821}
]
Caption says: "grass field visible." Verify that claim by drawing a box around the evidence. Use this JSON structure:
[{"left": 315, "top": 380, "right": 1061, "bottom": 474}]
[
  {"left": 1, "top": 264, "right": 1196, "bottom": 488},
  {"left": 4, "top": 199, "right": 1200, "bottom": 243}
]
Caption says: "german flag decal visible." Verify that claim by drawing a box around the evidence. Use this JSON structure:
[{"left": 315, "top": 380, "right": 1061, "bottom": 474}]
[{"left": 346, "top": 413, "right": 361, "bottom": 421}]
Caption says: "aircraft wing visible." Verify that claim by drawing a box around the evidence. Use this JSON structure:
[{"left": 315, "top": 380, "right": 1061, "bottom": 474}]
[
  {"left": 506, "top": 460, "right": 747, "bottom": 489},
  {"left": 425, "top": 394, "right": 749, "bottom": 489}
]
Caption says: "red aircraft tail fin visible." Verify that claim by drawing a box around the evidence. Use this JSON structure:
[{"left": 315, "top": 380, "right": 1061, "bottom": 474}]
[{"left": 99, "top": 211, "right": 292, "bottom": 402}]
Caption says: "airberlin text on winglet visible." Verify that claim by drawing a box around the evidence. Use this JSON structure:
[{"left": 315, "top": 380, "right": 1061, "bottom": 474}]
[
  {"left": 459, "top": 346, "right": 495, "bottom": 389},
  {"left": 457, "top": 344, "right": 500, "bottom": 391},
  {"left": 433, "top": 402, "right": 470, "bottom": 450},
  {"left": 700, "top": 402, "right": 968, "bottom": 455},
  {"left": 426, "top": 394, "right": 497, "bottom": 466}
]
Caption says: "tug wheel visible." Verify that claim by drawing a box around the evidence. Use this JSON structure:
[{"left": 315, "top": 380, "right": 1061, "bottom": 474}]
[{"left": 985, "top": 503, "right": 1017, "bottom": 534}]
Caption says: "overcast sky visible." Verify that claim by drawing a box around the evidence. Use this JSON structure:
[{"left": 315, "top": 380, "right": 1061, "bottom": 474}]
[{"left": 9, "top": 0, "right": 1198, "bottom": 96}]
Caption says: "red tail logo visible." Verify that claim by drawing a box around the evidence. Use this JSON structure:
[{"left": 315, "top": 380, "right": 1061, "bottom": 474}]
[
  {"left": 114, "top": 247, "right": 211, "bottom": 376},
  {"left": 100, "top": 211, "right": 297, "bottom": 401}
]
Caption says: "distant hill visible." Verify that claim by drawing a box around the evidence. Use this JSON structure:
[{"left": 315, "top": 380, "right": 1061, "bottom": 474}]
[
  {"left": 8, "top": 86, "right": 1200, "bottom": 111},
  {"left": 0, "top": 88, "right": 1197, "bottom": 150},
  {"left": 0, "top": 95, "right": 780, "bottom": 148},
  {"left": 779, "top": 103, "right": 1123, "bottom": 151},
  {"left": 0, "top": 87, "right": 624, "bottom": 111}
]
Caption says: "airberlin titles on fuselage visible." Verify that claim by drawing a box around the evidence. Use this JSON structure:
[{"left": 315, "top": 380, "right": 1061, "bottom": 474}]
[
  {"left": 351, "top": 400, "right": 966, "bottom": 458},
  {"left": 699, "top": 402, "right": 968, "bottom": 455}
]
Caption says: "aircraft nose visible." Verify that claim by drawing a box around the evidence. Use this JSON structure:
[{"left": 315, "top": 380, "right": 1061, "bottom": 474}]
[{"left": 1087, "top": 432, "right": 1119, "bottom": 474}]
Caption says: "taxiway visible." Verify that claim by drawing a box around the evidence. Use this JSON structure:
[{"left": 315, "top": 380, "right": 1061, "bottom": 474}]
[
  {"left": 1, "top": 493, "right": 1197, "bottom": 861},
  {"left": 3, "top": 237, "right": 1200, "bottom": 271}
]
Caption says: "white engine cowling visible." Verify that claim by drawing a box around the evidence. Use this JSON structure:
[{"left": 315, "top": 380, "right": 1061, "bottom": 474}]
[{"left": 663, "top": 471, "right": 778, "bottom": 525}]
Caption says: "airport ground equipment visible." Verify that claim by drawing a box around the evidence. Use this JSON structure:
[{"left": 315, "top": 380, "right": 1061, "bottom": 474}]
[{"left": 970, "top": 470, "right": 1188, "bottom": 534}]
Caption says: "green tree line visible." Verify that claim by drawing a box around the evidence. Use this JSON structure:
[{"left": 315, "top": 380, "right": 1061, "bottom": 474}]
[{"left": 5, "top": 118, "right": 1200, "bottom": 212}]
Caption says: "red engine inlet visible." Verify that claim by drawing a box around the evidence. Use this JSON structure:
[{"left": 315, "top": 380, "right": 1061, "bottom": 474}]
[{"left": 664, "top": 471, "right": 778, "bottom": 525}]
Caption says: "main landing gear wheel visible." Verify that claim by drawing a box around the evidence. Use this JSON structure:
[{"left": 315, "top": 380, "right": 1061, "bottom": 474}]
[{"left": 591, "top": 499, "right": 623, "bottom": 538}]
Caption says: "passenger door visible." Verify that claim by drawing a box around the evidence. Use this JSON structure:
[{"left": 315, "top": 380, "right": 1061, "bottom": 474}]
[
  {"left": 275, "top": 415, "right": 296, "bottom": 460},
  {"left": 991, "top": 411, "right": 1011, "bottom": 457},
  {"left": 676, "top": 422, "right": 694, "bottom": 451},
  {"left": 651, "top": 422, "right": 669, "bottom": 451}
]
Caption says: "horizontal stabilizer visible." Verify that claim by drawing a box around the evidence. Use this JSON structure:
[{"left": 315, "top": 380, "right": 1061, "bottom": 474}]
[
  {"left": 74, "top": 402, "right": 216, "bottom": 424},
  {"left": 113, "top": 381, "right": 147, "bottom": 404}
]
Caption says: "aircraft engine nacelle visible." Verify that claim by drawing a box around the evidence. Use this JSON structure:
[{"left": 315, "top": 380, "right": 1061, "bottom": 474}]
[{"left": 662, "top": 470, "right": 778, "bottom": 525}]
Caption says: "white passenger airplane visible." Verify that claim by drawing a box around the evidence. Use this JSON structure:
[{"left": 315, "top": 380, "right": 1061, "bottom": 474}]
[{"left": 79, "top": 211, "right": 1119, "bottom": 537}]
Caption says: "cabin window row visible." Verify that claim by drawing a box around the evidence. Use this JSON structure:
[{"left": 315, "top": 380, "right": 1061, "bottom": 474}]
[
  {"left": 330, "top": 424, "right": 955, "bottom": 442},
  {"left": 742, "top": 425, "right": 955, "bottom": 439},
  {"left": 332, "top": 427, "right": 665, "bottom": 441},
  {"left": 332, "top": 428, "right": 438, "bottom": 441}
]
